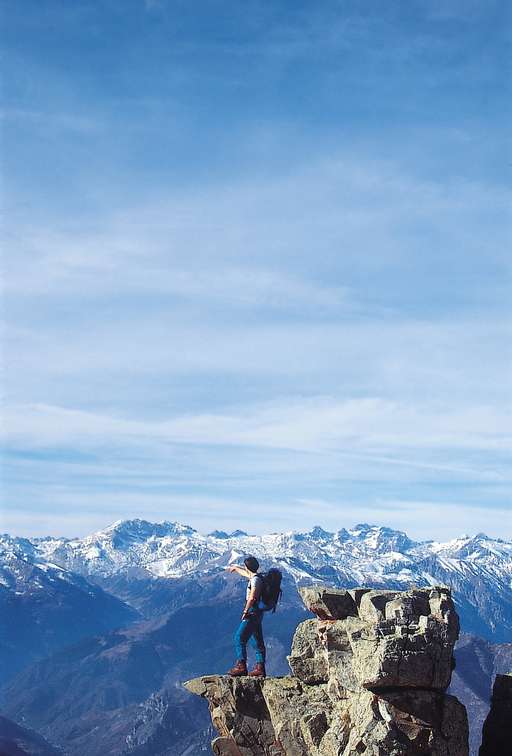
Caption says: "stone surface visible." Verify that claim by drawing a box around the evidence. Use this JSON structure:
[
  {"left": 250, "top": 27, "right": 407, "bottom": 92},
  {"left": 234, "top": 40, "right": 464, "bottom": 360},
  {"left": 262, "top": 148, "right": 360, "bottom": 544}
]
[
  {"left": 479, "top": 673, "right": 512, "bottom": 756},
  {"left": 185, "top": 586, "right": 469, "bottom": 756},
  {"left": 263, "top": 677, "right": 333, "bottom": 755},
  {"left": 289, "top": 586, "right": 459, "bottom": 691},
  {"left": 298, "top": 586, "right": 358, "bottom": 620},
  {"left": 184, "top": 676, "right": 278, "bottom": 756},
  {"left": 287, "top": 619, "right": 328, "bottom": 684},
  {"left": 186, "top": 676, "right": 469, "bottom": 756}
]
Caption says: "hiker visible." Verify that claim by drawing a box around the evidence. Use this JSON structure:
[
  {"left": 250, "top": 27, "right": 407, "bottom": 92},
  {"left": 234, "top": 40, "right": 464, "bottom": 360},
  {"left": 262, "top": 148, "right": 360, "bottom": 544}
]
[{"left": 226, "top": 556, "right": 282, "bottom": 678}]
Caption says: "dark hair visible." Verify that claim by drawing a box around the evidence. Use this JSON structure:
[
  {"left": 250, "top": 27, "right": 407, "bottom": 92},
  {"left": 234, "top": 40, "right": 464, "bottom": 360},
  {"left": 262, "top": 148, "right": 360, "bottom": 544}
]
[{"left": 244, "top": 555, "right": 260, "bottom": 573}]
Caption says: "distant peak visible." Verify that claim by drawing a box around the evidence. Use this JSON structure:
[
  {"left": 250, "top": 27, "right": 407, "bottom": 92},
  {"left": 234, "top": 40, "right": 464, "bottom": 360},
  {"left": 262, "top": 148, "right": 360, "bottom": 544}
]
[
  {"left": 349, "top": 523, "right": 409, "bottom": 537},
  {"left": 309, "top": 526, "right": 333, "bottom": 538},
  {"left": 106, "top": 518, "right": 150, "bottom": 531},
  {"left": 209, "top": 529, "right": 249, "bottom": 539},
  {"left": 102, "top": 519, "right": 196, "bottom": 539},
  {"left": 349, "top": 523, "right": 374, "bottom": 535}
]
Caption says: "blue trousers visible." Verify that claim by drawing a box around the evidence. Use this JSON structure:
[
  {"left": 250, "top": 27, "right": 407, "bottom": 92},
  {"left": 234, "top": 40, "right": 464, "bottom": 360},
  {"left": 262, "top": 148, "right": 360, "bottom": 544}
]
[{"left": 234, "top": 611, "right": 266, "bottom": 663}]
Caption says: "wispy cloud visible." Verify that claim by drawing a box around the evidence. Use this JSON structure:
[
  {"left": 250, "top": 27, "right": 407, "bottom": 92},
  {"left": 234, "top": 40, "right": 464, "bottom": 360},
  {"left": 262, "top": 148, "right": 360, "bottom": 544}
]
[
  {"left": 3, "top": 0, "right": 510, "bottom": 540},
  {"left": 5, "top": 153, "right": 509, "bottom": 314},
  {"left": 4, "top": 395, "right": 510, "bottom": 477}
]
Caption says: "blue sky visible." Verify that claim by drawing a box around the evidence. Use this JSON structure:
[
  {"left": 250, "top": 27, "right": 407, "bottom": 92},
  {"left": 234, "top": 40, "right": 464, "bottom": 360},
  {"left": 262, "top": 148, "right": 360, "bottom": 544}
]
[{"left": 2, "top": 0, "right": 511, "bottom": 540}]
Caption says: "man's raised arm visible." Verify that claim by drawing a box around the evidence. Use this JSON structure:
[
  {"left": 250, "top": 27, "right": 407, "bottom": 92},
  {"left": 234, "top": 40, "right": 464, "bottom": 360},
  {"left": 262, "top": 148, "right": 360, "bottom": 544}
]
[{"left": 226, "top": 564, "right": 250, "bottom": 577}]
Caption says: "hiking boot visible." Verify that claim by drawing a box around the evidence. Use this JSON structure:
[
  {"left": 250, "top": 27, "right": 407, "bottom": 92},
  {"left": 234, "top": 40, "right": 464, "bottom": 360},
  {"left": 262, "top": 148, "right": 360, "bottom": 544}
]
[
  {"left": 228, "top": 660, "right": 247, "bottom": 676},
  {"left": 248, "top": 662, "right": 266, "bottom": 678}
]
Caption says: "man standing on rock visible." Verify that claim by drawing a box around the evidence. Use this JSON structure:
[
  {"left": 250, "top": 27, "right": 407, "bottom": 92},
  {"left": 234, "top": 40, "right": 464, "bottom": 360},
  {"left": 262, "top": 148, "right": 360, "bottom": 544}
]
[{"left": 226, "top": 556, "right": 266, "bottom": 678}]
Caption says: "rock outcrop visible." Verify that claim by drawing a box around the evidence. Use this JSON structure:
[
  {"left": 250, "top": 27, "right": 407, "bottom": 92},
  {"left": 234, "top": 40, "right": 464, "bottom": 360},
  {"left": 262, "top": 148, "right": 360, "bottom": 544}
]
[
  {"left": 186, "top": 586, "right": 469, "bottom": 755},
  {"left": 479, "top": 673, "right": 512, "bottom": 755},
  {"left": 290, "top": 586, "right": 459, "bottom": 692}
]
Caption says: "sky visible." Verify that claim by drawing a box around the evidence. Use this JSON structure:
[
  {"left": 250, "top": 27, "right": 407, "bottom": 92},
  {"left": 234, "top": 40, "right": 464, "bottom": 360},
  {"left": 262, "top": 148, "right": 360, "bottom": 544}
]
[{"left": 1, "top": 0, "right": 511, "bottom": 541}]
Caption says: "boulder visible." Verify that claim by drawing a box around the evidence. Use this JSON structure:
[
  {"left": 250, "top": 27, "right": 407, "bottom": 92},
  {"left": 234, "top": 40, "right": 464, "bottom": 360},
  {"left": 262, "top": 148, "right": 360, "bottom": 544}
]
[
  {"left": 298, "top": 586, "right": 358, "bottom": 620},
  {"left": 358, "top": 590, "right": 401, "bottom": 622}
]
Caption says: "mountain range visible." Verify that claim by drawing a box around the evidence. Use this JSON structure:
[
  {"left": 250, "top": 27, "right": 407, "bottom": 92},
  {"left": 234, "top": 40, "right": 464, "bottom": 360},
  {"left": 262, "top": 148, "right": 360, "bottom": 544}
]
[
  {"left": 1, "top": 518, "right": 512, "bottom": 755},
  {"left": 4, "top": 518, "right": 512, "bottom": 639}
]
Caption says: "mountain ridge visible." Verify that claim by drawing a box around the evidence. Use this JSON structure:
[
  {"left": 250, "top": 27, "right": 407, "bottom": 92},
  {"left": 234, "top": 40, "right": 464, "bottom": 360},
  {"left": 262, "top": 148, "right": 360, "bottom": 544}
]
[
  {"left": 3, "top": 518, "right": 512, "bottom": 641},
  {"left": 2, "top": 520, "right": 512, "bottom": 755},
  {"left": 5, "top": 517, "right": 511, "bottom": 582}
]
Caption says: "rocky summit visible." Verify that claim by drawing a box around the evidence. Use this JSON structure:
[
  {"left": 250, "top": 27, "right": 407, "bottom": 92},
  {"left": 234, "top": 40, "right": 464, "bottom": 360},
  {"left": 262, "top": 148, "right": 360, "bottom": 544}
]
[
  {"left": 290, "top": 585, "right": 459, "bottom": 691},
  {"left": 186, "top": 585, "right": 469, "bottom": 755}
]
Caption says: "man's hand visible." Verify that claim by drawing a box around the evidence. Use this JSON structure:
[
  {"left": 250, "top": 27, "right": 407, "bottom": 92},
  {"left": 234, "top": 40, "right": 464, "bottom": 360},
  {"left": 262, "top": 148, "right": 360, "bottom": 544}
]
[
  {"left": 241, "top": 611, "right": 249, "bottom": 620},
  {"left": 226, "top": 564, "right": 249, "bottom": 577}
]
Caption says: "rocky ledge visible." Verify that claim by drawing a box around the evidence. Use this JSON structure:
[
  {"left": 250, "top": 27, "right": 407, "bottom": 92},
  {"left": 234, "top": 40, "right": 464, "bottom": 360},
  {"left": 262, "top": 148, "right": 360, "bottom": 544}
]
[{"left": 185, "top": 585, "right": 469, "bottom": 755}]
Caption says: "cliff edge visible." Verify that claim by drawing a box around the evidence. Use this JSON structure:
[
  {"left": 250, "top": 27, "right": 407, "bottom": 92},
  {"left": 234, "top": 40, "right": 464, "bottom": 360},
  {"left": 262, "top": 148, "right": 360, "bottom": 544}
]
[{"left": 186, "top": 585, "right": 469, "bottom": 755}]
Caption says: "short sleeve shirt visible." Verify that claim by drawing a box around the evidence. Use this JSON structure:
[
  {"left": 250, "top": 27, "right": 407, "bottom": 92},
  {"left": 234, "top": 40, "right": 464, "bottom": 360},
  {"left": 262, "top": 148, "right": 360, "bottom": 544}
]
[{"left": 246, "top": 574, "right": 263, "bottom": 601}]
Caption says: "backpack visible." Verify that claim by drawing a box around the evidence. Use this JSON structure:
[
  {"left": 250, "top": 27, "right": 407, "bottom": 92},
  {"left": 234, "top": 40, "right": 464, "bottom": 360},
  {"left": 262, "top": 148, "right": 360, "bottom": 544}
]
[{"left": 259, "top": 568, "right": 283, "bottom": 612}]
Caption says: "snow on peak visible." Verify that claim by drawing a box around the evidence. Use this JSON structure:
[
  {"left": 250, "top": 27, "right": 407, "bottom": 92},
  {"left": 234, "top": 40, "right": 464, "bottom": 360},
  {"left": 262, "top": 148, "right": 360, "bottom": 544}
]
[
  {"left": 103, "top": 519, "right": 196, "bottom": 540},
  {"left": 309, "top": 526, "right": 333, "bottom": 539},
  {"left": 208, "top": 529, "right": 249, "bottom": 539},
  {"left": 2, "top": 520, "right": 511, "bottom": 594}
]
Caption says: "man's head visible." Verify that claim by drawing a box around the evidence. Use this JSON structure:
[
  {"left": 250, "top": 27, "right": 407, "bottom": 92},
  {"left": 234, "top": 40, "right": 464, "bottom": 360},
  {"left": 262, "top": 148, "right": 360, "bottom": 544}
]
[{"left": 244, "top": 555, "right": 260, "bottom": 574}]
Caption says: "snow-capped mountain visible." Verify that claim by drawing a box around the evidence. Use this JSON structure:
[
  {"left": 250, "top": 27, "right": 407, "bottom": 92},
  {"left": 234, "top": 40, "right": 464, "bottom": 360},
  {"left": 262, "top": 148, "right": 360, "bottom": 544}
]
[
  {"left": 3, "top": 519, "right": 512, "bottom": 640},
  {"left": 0, "top": 532, "right": 137, "bottom": 680},
  {"left": 2, "top": 520, "right": 512, "bottom": 756},
  {"left": 23, "top": 518, "right": 512, "bottom": 585}
]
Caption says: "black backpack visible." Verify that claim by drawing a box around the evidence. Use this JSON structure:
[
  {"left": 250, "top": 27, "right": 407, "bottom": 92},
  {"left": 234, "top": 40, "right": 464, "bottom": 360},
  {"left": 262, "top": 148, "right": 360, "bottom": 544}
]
[{"left": 259, "top": 568, "right": 283, "bottom": 612}]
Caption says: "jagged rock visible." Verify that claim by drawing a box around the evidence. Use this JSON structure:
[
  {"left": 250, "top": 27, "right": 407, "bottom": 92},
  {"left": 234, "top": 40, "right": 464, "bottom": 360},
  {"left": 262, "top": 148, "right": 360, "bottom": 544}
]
[
  {"left": 288, "top": 616, "right": 363, "bottom": 691},
  {"left": 186, "top": 675, "right": 469, "bottom": 755},
  {"left": 263, "top": 677, "right": 333, "bottom": 754},
  {"left": 185, "top": 586, "right": 468, "bottom": 756},
  {"left": 479, "top": 673, "right": 512, "bottom": 755},
  {"left": 358, "top": 590, "right": 402, "bottom": 622},
  {"left": 289, "top": 586, "right": 459, "bottom": 691},
  {"left": 298, "top": 586, "right": 358, "bottom": 620},
  {"left": 321, "top": 617, "right": 368, "bottom": 694},
  {"left": 338, "top": 688, "right": 468, "bottom": 755},
  {"left": 348, "top": 588, "right": 372, "bottom": 607},
  {"left": 367, "top": 689, "right": 468, "bottom": 755},
  {"left": 287, "top": 619, "right": 329, "bottom": 684},
  {"left": 184, "top": 676, "right": 278, "bottom": 755}
]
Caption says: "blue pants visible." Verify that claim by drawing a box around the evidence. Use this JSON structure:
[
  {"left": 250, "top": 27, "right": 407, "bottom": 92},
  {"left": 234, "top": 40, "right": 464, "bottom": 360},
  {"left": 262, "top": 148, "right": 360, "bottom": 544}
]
[{"left": 234, "top": 611, "right": 266, "bottom": 664}]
